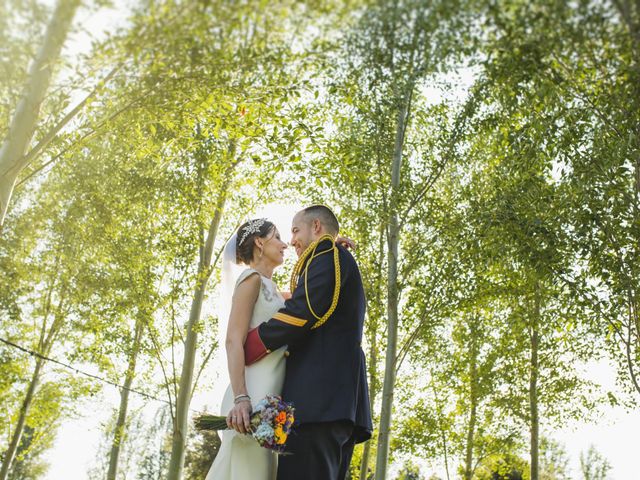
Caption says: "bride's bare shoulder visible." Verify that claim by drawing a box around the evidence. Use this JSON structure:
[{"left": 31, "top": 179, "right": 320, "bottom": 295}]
[
  {"left": 235, "top": 268, "right": 261, "bottom": 286},
  {"left": 234, "top": 270, "right": 261, "bottom": 299}
]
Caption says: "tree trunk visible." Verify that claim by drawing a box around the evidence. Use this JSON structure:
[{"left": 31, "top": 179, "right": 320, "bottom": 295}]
[
  {"left": 430, "top": 375, "right": 451, "bottom": 480},
  {"left": 0, "top": 309, "right": 63, "bottom": 480},
  {"left": 0, "top": 0, "right": 79, "bottom": 227},
  {"left": 464, "top": 322, "right": 478, "bottom": 480},
  {"left": 359, "top": 326, "right": 378, "bottom": 480},
  {"left": 464, "top": 401, "right": 477, "bottom": 480},
  {"left": 359, "top": 440, "right": 372, "bottom": 480},
  {"left": 360, "top": 225, "right": 385, "bottom": 480},
  {"left": 530, "top": 287, "right": 541, "bottom": 480},
  {"left": 166, "top": 157, "right": 235, "bottom": 479},
  {"left": 374, "top": 92, "right": 411, "bottom": 480},
  {"left": 0, "top": 356, "right": 45, "bottom": 480},
  {"left": 106, "top": 317, "right": 145, "bottom": 480}
]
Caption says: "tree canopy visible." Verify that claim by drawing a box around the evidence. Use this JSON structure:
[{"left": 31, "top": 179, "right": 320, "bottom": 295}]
[{"left": 1, "top": 0, "right": 637, "bottom": 479}]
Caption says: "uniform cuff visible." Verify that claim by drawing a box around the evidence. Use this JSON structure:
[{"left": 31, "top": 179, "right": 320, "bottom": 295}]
[{"left": 244, "top": 327, "right": 270, "bottom": 365}]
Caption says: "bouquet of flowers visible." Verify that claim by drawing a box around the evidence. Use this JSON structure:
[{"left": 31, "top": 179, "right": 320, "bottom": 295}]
[{"left": 195, "top": 394, "right": 295, "bottom": 454}]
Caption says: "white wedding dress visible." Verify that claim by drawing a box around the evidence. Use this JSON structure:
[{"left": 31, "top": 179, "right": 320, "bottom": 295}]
[{"left": 206, "top": 268, "right": 287, "bottom": 480}]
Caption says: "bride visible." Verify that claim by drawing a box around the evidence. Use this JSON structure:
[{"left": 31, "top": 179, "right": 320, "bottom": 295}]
[{"left": 206, "top": 218, "right": 289, "bottom": 480}]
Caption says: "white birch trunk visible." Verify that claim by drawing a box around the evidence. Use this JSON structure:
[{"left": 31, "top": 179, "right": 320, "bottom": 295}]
[
  {"left": 0, "top": 0, "right": 79, "bottom": 227},
  {"left": 0, "top": 307, "right": 64, "bottom": 480},
  {"left": 166, "top": 156, "right": 237, "bottom": 479},
  {"left": 374, "top": 94, "right": 410, "bottom": 480},
  {"left": 530, "top": 286, "right": 541, "bottom": 480},
  {"left": 106, "top": 317, "right": 145, "bottom": 480}
]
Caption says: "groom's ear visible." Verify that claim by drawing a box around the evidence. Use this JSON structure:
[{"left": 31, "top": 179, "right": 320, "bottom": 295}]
[{"left": 312, "top": 218, "right": 322, "bottom": 234}]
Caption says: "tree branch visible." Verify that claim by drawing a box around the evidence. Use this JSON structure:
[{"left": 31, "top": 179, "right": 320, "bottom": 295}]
[
  {"left": 148, "top": 326, "right": 176, "bottom": 421},
  {"left": 20, "top": 64, "right": 123, "bottom": 169}
]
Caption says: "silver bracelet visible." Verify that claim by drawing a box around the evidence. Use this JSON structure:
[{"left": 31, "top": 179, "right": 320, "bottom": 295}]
[{"left": 234, "top": 394, "right": 251, "bottom": 404}]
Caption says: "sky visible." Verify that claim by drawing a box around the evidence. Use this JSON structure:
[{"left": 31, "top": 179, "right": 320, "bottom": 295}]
[{"left": 19, "top": 1, "right": 640, "bottom": 478}]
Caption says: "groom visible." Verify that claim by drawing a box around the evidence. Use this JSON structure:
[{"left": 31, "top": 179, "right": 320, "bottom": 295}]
[{"left": 243, "top": 205, "right": 372, "bottom": 480}]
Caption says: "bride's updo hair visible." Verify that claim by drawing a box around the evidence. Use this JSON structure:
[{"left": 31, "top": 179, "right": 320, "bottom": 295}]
[{"left": 236, "top": 218, "right": 275, "bottom": 265}]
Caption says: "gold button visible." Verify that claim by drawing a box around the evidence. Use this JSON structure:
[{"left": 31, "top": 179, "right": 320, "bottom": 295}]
[
  {"left": 266, "top": 349, "right": 271, "bottom": 354},
  {"left": 284, "top": 351, "right": 290, "bottom": 357}
]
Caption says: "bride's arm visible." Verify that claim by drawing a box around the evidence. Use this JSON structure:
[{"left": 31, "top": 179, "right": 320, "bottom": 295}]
[{"left": 225, "top": 273, "right": 260, "bottom": 434}]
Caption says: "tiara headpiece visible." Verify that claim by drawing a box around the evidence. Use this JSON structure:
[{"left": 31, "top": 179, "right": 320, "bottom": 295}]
[{"left": 238, "top": 218, "right": 267, "bottom": 246}]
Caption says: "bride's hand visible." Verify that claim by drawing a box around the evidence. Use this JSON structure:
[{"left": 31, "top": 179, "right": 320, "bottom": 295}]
[
  {"left": 227, "top": 399, "right": 252, "bottom": 434},
  {"left": 336, "top": 235, "right": 357, "bottom": 250}
]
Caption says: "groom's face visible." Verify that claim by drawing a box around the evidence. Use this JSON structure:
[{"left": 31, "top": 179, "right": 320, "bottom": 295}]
[{"left": 290, "top": 212, "right": 315, "bottom": 257}]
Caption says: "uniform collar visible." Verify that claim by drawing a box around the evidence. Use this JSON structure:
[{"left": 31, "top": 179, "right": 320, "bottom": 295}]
[
  {"left": 291, "top": 235, "right": 337, "bottom": 288},
  {"left": 314, "top": 236, "right": 335, "bottom": 251}
]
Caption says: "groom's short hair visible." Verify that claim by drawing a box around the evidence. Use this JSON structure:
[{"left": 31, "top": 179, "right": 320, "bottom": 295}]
[{"left": 301, "top": 205, "right": 339, "bottom": 235}]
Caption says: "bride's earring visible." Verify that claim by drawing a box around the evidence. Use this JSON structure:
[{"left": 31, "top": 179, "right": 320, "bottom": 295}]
[{"left": 258, "top": 245, "right": 263, "bottom": 258}]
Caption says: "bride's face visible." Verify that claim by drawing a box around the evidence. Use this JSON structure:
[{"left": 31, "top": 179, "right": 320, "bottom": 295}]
[{"left": 259, "top": 228, "right": 288, "bottom": 266}]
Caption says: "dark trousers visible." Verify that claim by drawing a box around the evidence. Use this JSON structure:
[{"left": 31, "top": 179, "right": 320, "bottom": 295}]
[{"left": 277, "top": 421, "right": 356, "bottom": 480}]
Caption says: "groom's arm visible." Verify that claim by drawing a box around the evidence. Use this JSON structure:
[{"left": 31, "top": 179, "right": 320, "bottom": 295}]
[{"left": 244, "top": 248, "right": 337, "bottom": 365}]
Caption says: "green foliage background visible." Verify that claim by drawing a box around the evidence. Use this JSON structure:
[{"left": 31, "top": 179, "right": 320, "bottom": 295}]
[{"left": 1, "top": 0, "right": 638, "bottom": 479}]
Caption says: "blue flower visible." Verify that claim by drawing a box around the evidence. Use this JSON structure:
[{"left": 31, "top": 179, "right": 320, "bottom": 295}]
[{"left": 253, "top": 424, "right": 274, "bottom": 443}]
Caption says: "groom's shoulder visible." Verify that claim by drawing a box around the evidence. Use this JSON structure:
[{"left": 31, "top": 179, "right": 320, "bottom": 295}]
[
  {"left": 305, "top": 238, "right": 358, "bottom": 275},
  {"left": 305, "top": 238, "right": 335, "bottom": 266},
  {"left": 336, "top": 242, "right": 359, "bottom": 268}
]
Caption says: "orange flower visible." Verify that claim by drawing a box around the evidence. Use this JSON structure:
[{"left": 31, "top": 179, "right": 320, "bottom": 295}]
[{"left": 276, "top": 411, "right": 286, "bottom": 425}]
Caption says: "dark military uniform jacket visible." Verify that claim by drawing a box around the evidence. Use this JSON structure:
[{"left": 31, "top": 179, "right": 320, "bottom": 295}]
[{"left": 244, "top": 237, "right": 372, "bottom": 443}]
